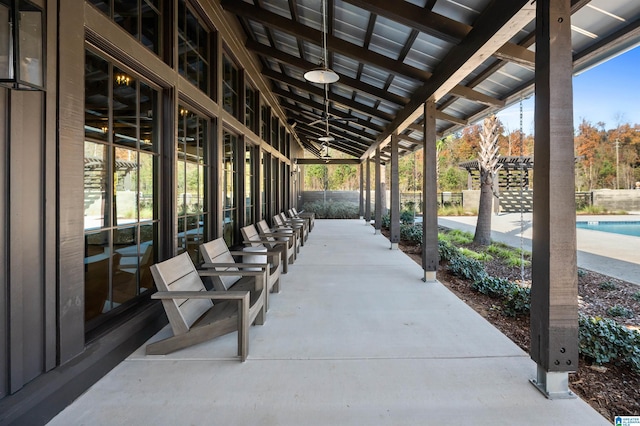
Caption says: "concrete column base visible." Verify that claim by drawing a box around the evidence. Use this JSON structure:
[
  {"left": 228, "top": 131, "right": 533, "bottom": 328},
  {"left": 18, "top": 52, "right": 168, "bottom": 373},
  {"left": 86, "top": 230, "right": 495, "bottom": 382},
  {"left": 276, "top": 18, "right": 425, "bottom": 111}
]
[
  {"left": 422, "top": 271, "right": 437, "bottom": 283},
  {"left": 374, "top": 229, "right": 381, "bottom": 235},
  {"left": 530, "top": 365, "right": 576, "bottom": 400},
  {"left": 390, "top": 242, "right": 398, "bottom": 250}
]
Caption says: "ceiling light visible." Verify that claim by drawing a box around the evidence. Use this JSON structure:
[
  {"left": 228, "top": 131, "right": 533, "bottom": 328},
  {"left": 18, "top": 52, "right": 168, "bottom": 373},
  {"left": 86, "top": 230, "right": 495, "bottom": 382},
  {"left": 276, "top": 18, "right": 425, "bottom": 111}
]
[
  {"left": 304, "top": 67, "right": 339, "bottom": 84},
  {"left": 318, "top": 135, "right": 334, "bottom": 142},
  {"left": 304, "top": 0, "right": 339, "bottom": 85}
]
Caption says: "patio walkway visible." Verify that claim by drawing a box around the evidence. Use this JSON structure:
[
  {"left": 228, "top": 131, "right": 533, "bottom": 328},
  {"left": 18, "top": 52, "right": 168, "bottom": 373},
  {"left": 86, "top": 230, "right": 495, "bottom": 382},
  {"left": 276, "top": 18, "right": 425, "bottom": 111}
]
[{"left": 48, "top": 220, "right": 609, "bottom": 425}]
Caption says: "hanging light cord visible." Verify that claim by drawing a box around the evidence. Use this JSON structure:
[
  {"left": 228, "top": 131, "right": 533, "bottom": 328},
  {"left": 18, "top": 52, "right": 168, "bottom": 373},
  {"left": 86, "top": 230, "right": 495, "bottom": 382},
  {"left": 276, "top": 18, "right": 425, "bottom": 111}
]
[
  {"left": 519, "top": 95, "right": 525, "bottom": 283},
  {"left": 322, "top": 0, "right": 329, "bottom": 68}
]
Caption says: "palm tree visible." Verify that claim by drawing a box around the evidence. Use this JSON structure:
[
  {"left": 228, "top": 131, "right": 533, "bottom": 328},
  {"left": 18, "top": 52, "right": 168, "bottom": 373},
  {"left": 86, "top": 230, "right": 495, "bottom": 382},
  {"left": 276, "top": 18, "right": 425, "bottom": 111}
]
[{"left": 473, "top": 115, "right": 501, "bottom": 245}]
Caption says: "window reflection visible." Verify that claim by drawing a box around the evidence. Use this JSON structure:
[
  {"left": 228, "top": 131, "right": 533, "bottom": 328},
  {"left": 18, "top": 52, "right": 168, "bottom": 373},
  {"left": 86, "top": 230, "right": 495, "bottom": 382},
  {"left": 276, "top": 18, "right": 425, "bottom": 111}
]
[
  {"left": 178, "top": 1, "right": 210, "bottom": 94},
  {"left": 177, "top": 107, "right": 209, "bottom": 264},
  {"left": 223, "top": 131, "right": 237, "bottom": 246},
  {"left": 83, "top": 49, "right": 160, "bottom": 330},
  {"left": 223, "top": 55, "right": 239, "bottom": 118},
  {"left": 89, "top": 0, "right": 161, "bottom": 55}
]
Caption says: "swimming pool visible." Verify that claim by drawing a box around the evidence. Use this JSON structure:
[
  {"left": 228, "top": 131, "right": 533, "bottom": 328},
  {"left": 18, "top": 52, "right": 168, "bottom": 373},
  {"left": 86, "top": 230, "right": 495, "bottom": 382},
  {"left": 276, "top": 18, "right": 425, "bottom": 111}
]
[{"left": 576, "top": 221, "right": 640, "bottom": 237}]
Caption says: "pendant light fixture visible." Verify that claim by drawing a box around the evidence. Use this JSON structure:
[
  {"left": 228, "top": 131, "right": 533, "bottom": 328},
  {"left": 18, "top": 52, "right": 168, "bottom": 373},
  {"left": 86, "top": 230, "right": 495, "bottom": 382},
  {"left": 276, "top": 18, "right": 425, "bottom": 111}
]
[{"left": 304, "top": 0, "right": 339, "bottom": 84}]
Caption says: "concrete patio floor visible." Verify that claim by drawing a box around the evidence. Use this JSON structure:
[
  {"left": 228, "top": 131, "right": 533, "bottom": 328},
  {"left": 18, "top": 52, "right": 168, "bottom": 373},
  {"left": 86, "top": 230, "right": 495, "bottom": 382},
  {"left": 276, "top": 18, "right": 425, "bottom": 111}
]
[{"left": 48, "top": 219, "right": 610, "bottom": 425}]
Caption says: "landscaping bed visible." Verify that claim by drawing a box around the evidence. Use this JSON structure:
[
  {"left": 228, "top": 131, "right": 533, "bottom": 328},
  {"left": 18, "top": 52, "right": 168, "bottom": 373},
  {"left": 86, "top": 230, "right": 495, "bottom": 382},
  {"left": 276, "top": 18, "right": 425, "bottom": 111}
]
[{"left": 385, "top": 227, "right": 640, "bottom": 420}]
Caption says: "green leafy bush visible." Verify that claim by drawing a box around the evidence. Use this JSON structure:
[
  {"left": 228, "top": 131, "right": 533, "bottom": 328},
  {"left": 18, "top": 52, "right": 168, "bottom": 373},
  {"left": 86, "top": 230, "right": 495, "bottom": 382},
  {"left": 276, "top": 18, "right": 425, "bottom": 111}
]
[
  {"left": 400, "top": 224, "right": 423, "bottom": 245},
  {"left": 400, "top": 210, "right": 415, "bottom": 225},
  {"left": 502, "top": 285, "right": 531, "bottom": 317},
  {"left": 633, "top": 292, "right": 640, "bottom": 302},
  {"left": 447, "top": 255, "right": 486, "bottom": 282},
  {"left": 578, "top": 315, "right": 640, "bottom": 372},
  {"left": 599, "top": 281, "right": 617, "bottom": 291},
  {"left": 471, "top": 276, "right": 512, "bottom": 298},
  {"left": 438, "top": 239, "right": 459, "bottom": 262},
  {"left": 577, "top": 268, "right": 588, "bottom": 278},
  {"left": 381, "top": 213, "right": 390, "bottom": 228},
  {"left": 607, "top": 305, "right": 633, "bottom": 318},
  {"left": 302, "top": 201, "right": 359, "bottom": 219}
]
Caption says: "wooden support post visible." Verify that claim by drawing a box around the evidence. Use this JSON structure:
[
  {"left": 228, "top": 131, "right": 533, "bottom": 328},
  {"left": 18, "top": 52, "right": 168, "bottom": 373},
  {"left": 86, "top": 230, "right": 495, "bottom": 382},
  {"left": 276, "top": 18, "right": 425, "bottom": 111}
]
[
  {"left": 365, "top": 158, "right": 371, "bottom": 224},
  {"left": 530, "top": 0, "right": 578, "bottom": 399},
  {"left": 390, "top": 133, "right": 400, "bottom": 249},
  {"left": 374, "top": 148, "right": 382, "bottom": 234},
  {"left": 359, "top": 163, "right": 364, "bottom": 219},
  {"left": 422, "top": 101, "right": 438, "bottom": 282}
]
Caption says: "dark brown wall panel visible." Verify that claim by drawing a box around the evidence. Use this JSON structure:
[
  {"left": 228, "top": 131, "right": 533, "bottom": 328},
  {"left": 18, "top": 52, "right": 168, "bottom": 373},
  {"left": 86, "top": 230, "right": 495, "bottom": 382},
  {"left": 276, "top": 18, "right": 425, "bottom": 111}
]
[
  {"left": 9, "top": 91, "right": 46, "bottom": 392},
  {"left": 0, "top": 88, "right": 7, "bottom": 399}
]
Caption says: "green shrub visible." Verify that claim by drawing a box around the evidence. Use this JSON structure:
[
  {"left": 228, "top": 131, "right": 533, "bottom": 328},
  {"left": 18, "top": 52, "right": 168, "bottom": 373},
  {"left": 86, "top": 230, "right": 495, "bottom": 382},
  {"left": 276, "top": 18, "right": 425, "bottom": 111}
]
[
  {"left": 438, "top": 239, "right": 459, "bottom": 262},
  {"left": 400, "top": 210, "right": 415, "bottom": 225},
  {"left": 599, "top": 281, "right": 617, "bottom": 291},
  {"left": 633, "top": 292, "right": 640, "bottom": 302},
  {"left": 447, "top": 255, "right": 486, "bottom": 282},
  {"left": 607, "top": 305, "right": 633, "bottom": 318},
  {"left": 503, "top": 285, "right": 531, "bottom": 317},
  {"left": 381, "top": 213, "right": 390, "bottom": 228},
  {"left": 577, "top": 268, "right": 588, "bottom": 278},
  {"left": 400, "top": 224, "right": 422, "bottom": 245},
  {"left": 302, "top": 201, "right": 359, "bottom": 219},
  {"left": 578, "top": 315, "right": 640, "bottom": 372},
  {"left": 471, "top": 276, "right": 512, "bottom": 298}
]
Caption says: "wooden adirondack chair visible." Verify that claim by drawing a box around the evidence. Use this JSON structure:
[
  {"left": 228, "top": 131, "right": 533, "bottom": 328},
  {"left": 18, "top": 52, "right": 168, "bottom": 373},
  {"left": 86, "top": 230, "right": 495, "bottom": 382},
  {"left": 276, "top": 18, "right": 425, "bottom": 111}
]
[
  {"left": 273, "top": 213, "right": 307, "bottom": 246},
  {"left": 257, "top": 219, "right": 299, "bottom": 262},
  {"left": 240, "top": 224, "right": 285, "bottom": 283},
  {"left": 147, "top": 251, "right": 265, "bottom": 361},
  {"left": 291, "top": 207, "right": 314, "bottom": 232},
  {"left": 279, "top": 212, "right": 308, "bottom": 242},
  {"left": 200, "top": 237, "right": 277, "bottom": 311}
]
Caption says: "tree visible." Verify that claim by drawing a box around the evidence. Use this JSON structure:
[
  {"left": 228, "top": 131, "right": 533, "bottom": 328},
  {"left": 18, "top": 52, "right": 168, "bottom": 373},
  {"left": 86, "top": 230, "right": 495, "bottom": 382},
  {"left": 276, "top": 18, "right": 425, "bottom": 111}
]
[{"left": 474, "top": 115, "right": 501, "bottom": 246}]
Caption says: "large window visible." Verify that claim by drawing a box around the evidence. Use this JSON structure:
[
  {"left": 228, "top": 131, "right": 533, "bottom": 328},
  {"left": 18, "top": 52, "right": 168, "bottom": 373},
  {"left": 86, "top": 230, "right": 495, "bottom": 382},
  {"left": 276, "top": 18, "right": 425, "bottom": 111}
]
[
  {"left": 84, "top": 50, "right": 160, "bottom": 331},
  {"left": 88, "top": 0, "right": 162, "bottom": 55},
  {"left": 245, "top": 84, "right": 257, "bottom": 132},
  {"left": 261, "top": 104, "right": 269, "bottom": 141},
  {"left": 245, "top": 145, "right": 255, "bottom": 225},
  {"left": 177, "top": 107, "right": 209, "bottom": 264},
  {"left": 222, "top": 131, "right": 237, "bottom": 246},
  {"left": 178, "top": 0, "right": 210, "bottom": 94},
  {"left": 222, "top": 54, "right": 240, "bottom": 119}
]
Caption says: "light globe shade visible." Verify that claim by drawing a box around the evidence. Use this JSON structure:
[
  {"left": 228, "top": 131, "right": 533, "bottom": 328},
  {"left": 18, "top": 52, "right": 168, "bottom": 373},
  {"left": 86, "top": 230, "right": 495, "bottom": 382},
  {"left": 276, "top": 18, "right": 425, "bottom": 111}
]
[
  {"left": 318, "top": 135, "right": 334, "bottom": 142},
  {"left": 304, "top": 67, "right": 339, "bottom": 84}
]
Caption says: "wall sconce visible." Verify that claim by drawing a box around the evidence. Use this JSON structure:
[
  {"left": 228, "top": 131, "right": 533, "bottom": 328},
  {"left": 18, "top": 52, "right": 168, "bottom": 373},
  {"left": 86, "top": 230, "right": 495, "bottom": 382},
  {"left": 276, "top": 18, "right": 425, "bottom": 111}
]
[
  {"left": 101, "top": 126, "right": 108, "bottom": 134},
  {"left": 115, "top": 73, "right": 131, "bottom": 86},
  {"left": 0, "top": 0, "right": 45, "bottom": 90}
]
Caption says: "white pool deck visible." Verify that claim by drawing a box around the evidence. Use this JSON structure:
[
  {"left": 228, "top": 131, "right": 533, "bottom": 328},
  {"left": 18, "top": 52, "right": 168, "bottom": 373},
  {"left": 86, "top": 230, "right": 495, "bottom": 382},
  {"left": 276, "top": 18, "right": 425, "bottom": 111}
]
[{"left": 48, "top": 219, "right": 615, "bottom": 426}]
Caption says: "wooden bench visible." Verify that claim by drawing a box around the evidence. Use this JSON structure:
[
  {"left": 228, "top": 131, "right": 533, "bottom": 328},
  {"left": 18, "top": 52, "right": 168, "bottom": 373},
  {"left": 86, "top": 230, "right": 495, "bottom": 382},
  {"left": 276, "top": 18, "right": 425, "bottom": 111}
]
[{"left": 147, "top": 251, "right": 265, "bottom": 361}]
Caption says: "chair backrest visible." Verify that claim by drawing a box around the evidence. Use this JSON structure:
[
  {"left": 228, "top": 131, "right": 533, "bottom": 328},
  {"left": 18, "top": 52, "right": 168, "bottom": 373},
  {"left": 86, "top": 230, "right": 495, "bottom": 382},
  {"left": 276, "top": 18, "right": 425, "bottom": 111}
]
[
  {"left": 241, "top": 224, "right": 262, "bottom": 247},
  {"left": 256, "top": 220, "right": 276, "bottom": 245},
  {"left": 150, "top": 252, "right": 212, "bottom": 335},
  {"left": 288, "top": 209, "right": 296, "bottom": 218},
  {"left": 272, "top": 214, "right": 284, "bottom": 227},
  {"left": 292, "top": 207, "right": 299, "bottom": 216},
  {"left": 199, "top": 238, "right": 241, "bottom": 291}
]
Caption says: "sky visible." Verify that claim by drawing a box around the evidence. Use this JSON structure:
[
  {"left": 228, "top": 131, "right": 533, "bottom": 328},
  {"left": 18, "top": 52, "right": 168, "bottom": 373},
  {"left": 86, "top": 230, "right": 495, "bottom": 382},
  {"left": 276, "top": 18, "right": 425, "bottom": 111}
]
[{"left": 495, "top": 44, "right": 640, "bottom": 135}]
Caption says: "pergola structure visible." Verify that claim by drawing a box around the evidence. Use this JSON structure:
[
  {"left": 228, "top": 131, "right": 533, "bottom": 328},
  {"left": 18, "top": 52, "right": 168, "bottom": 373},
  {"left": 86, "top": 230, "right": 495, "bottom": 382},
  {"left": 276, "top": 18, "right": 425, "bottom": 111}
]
[
  {"left": 459, "top": 156, "right": 534, "bottom": 190},
  {"left": 223, "top": 0, "right": 639, "bottom": 398}
]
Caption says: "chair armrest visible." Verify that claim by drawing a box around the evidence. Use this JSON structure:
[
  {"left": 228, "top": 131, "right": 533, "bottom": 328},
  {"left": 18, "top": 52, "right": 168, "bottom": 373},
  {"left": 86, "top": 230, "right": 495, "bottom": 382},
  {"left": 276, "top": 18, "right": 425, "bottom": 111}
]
[
  {"left": 201, "top": 262, "right": 267, "bottom": 270},
  {"left": 152, "top": 290, "right": 249, "bottom": 303},
  {"left": 198, "top": 269, "right": 266, "bottom": 277}
]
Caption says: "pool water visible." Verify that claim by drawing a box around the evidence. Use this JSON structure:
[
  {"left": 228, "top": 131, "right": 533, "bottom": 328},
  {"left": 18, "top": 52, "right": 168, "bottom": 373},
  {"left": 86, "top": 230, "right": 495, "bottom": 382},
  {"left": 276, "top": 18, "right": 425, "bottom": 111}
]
[{"left": 576, "top": 221, "right": 640, "bottom": 237}]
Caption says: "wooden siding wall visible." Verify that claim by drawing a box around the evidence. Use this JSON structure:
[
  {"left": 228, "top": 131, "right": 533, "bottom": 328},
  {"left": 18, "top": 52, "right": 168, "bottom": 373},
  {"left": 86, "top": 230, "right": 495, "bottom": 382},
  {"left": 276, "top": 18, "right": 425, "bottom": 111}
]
[{"left": 0, "top": 89, "right": 6, "bottom": 400}]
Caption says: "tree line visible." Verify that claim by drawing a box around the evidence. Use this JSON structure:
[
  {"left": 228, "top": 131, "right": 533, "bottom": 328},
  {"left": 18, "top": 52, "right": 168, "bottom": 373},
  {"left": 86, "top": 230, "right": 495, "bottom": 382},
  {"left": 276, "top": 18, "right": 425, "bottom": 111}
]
[{"left": 303, "top": 119, "right": 640, "bottom": 192}]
